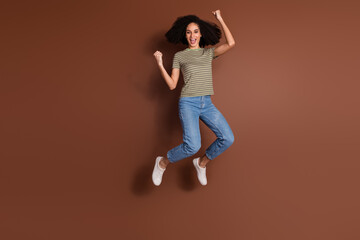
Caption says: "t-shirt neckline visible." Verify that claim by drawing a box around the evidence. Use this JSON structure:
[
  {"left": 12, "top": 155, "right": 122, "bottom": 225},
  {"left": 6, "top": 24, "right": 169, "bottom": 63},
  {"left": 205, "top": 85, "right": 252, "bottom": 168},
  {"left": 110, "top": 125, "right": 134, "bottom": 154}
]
[{"left": 186, "top": 47, "right": 203, "bottom": 51}]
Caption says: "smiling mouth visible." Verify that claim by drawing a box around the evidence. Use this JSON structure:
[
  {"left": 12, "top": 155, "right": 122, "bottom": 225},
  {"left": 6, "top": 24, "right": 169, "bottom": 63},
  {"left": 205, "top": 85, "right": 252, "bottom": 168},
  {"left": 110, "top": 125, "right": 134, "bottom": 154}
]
[{"left": 190, "top": 38, "right": 196, "bottom": 44}]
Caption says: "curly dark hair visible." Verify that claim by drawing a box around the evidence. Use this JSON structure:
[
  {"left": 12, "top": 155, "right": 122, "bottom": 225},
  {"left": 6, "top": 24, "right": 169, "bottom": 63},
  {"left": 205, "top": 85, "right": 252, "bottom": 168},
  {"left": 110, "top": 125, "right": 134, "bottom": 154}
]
[{"left": 165, "top": 15, "right": 221, "bottom": 47}]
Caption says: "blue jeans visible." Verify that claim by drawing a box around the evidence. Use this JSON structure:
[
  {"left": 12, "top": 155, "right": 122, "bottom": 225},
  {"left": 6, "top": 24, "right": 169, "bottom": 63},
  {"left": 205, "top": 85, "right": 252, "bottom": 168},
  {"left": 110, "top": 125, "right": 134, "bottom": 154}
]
[{"left": 167, "top": 95, "right": 234, "bottom": 163}]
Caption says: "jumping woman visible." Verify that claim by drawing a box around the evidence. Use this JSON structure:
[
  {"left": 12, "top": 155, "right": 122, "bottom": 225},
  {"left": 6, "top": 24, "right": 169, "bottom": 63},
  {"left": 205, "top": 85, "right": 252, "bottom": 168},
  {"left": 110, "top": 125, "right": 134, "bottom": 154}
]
[{"left": 152, "top": 10, "right": 235, "bottom": 186}]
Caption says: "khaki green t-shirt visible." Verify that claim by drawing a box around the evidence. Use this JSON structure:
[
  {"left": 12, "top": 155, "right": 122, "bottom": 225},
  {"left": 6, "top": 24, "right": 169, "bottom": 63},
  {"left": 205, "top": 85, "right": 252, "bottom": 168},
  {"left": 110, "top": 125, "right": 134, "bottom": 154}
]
[{"left": 172, "top": 47, "right": 217, "bottom": 97}]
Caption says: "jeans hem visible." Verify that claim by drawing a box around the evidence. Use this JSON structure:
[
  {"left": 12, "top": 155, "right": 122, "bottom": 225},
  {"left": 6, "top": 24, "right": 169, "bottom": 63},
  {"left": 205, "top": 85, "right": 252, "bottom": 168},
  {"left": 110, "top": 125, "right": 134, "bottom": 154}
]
[
  {"left": 205, "top": 151, "right": 214, "bottom": 160},
  {"left": 167, "top": 152, "right": 177, "bottom": 163}
]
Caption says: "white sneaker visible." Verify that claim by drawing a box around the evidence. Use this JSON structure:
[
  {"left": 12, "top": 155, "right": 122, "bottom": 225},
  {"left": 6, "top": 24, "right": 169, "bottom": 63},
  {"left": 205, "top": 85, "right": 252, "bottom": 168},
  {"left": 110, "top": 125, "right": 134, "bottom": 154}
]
[
  {"left": 152, "top": 156, "right": 166, "bottom": 186},
  {"left": 193, "top": 158, "right": 207, "bottom": 185}
]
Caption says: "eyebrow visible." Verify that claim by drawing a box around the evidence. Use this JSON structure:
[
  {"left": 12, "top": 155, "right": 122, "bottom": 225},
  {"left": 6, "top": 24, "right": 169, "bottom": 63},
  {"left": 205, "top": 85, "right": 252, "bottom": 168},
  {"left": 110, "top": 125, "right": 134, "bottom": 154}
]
[{"left": 186, "top": 29, "right": 199, "bottom": 31}]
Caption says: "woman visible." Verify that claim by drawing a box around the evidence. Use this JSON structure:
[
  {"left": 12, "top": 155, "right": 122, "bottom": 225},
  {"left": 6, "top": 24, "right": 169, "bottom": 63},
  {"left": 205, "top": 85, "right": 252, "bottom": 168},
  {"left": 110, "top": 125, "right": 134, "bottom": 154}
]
[{"left": 152, "top": 10, "right": 235, "bottom": 186}]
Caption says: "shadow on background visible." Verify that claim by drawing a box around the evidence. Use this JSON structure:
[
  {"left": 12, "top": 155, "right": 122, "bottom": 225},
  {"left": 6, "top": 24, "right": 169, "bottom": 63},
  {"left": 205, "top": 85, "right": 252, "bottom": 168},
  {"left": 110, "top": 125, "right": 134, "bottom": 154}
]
[
  {"left": 131, "top": 32, "right": 198, "bottom": 195},
  {"left": 131, "top": 161, "right": 155, "bottom": 196},
  {"left": 177, "top": 161, "right": 197, "bottom": 191}
]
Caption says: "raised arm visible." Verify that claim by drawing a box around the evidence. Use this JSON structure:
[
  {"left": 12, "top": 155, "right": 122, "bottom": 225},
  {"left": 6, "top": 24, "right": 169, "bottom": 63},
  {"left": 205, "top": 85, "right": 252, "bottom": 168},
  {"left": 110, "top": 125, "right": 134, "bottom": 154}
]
[
  {"left": 212, "top": 10, "right": 235, "bottom": 57},
  {"left": 153, "top": 51, "right": 180, "bottom": 90}
]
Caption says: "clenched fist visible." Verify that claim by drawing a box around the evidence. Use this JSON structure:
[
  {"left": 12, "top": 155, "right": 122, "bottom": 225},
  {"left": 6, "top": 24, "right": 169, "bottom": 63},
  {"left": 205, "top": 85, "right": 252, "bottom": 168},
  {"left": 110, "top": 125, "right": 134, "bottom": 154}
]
[
  {"left": 153, "top": 50, "right": 163, "bottom": 66},
  {"left": 212, "top": 10, "right": 222, "bottom": 21}
]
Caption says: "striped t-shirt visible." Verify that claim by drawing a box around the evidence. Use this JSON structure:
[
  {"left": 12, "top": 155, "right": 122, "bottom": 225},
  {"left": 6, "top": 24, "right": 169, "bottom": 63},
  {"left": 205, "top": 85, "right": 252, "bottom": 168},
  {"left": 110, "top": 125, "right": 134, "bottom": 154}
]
[{"left": 172, "top": 47, "right": 217, "bottom": 97}]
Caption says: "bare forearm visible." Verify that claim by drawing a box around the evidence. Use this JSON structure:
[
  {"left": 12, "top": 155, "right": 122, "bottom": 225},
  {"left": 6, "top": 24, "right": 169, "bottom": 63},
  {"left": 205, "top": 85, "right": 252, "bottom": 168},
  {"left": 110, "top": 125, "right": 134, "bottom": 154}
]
[
  {"left": 158, "top": 64, "right": 176, "bottom": 90},
  {"left": 218, "top": 17, "right": 235, "bottom": 46}
]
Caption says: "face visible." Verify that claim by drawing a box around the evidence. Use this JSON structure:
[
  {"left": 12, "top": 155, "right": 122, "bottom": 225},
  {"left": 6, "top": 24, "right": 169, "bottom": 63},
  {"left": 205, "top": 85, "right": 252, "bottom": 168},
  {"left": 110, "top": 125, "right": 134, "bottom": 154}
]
[{"left": 186, "top": 22, "right": 202, "bottom": 48}]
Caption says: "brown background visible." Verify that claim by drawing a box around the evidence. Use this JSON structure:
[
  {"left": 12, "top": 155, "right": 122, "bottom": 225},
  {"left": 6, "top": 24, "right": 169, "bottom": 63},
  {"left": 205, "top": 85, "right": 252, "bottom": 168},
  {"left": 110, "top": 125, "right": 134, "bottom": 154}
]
[{"left": 1, "top": 0, "right": 359, "bottom": 239}]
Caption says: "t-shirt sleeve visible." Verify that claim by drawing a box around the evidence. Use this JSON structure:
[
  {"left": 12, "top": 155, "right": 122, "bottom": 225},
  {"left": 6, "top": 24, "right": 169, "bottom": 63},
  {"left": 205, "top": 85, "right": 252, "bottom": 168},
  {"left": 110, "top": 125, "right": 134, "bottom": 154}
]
[
  {"left": 172, "top": 53, "right": 180, "bottom": 69},
  {"left": 210, "top": 47, "right": 218, "bottom": 60}
]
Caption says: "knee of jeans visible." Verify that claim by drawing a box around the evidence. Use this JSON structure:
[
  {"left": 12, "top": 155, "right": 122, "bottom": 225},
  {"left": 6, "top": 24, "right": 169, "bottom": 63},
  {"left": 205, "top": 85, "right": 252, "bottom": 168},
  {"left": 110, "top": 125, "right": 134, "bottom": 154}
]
[
  {"left": 184, "top": 141, "right": 201, "bottom": 155},
  {"left": 223, "top": 132, "right": 235, "bottom": 147}
]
